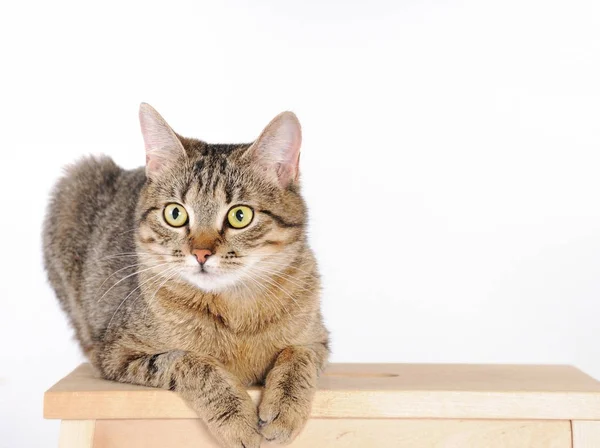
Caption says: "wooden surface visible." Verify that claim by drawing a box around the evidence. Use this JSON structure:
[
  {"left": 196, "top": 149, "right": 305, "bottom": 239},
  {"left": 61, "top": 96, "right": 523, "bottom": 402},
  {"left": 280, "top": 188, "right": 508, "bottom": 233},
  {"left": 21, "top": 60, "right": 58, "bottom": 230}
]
[
  {"left": 45, "top": 363, "right": 600, "bottom": 420},
  {"left": 58, "top": 420, "right": 95, "bottom": 448},
  {"left": 92, "top": 419, "right": 572, "bottom": 448},
  {"left": 572, "top": 420, "right": 600, "bottom": 448}
]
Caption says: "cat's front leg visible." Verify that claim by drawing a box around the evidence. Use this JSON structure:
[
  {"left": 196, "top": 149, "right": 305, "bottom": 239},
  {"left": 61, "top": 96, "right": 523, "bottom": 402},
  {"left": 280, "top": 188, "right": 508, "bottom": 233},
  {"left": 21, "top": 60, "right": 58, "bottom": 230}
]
[
  {"left": 258, "top": 343, "right": 328, "bottom": 444},
  {"left": 99, "top": 346, "right": 261, "bottom": 448}
]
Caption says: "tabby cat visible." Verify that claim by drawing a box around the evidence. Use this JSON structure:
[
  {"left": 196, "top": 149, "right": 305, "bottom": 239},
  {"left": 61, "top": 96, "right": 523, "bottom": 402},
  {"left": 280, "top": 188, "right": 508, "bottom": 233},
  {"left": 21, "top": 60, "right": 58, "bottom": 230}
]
[{"left": 43, "top": 103, "right": 329, "bottom": 448}]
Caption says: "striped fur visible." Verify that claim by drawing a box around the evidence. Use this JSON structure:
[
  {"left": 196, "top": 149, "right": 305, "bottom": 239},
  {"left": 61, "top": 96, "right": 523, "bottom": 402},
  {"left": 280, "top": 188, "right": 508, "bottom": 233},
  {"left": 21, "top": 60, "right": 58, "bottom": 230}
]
[{"left": 43, "top": 108, "right": 329, "bottom": 448}]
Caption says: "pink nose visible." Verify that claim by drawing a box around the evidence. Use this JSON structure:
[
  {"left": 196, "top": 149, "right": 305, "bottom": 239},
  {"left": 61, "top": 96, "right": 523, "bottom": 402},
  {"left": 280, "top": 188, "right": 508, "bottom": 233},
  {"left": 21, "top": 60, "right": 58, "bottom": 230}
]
[{"left": 192, "top": 249, "right": 212, "bottom": 264}]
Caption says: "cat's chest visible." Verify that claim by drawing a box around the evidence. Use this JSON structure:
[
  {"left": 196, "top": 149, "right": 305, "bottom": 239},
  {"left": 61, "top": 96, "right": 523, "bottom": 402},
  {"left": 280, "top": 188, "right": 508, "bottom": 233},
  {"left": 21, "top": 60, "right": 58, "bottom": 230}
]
[{"left": 167, "top": 317, "right": 286, "bottom": 384}]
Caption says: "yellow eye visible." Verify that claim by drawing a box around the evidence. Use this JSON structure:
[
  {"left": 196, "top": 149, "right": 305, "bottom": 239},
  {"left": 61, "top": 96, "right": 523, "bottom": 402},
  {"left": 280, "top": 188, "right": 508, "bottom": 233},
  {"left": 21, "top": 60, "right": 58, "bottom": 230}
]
[
  {"left": 227, "top": 205, "right": 254, "bottom": 229},
  {"left": 163, "top": 203, "right": 188, "bottom": 227}
]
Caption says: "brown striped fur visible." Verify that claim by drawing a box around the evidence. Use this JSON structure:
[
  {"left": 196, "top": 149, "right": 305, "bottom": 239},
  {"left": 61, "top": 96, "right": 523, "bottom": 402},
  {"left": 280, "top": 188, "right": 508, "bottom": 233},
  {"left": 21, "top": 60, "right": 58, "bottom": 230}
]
[{"left": 43, "top": 104, "right": 329, "bottom": 447}]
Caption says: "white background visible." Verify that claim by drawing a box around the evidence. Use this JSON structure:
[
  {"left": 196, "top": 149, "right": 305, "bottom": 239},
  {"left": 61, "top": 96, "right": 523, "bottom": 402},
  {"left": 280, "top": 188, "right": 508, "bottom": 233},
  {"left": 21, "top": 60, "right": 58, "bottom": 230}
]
[{"left": 1, "top": 0, "right": 600, "bottom": 446}]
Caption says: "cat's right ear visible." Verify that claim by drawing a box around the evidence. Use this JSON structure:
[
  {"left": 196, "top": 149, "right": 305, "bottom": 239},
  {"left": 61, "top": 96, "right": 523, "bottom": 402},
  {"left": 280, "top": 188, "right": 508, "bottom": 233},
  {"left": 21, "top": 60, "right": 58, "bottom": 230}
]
[{"left": 139, "top": 103, "right": 186, "bottom": 178}]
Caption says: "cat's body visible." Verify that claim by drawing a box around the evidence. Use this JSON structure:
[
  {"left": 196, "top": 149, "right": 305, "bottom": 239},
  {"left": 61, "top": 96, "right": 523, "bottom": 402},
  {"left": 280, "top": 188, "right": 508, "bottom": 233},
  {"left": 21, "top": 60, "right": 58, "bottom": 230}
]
[{"left": 43, "top": 105, "right": 329, "bottom": 448}]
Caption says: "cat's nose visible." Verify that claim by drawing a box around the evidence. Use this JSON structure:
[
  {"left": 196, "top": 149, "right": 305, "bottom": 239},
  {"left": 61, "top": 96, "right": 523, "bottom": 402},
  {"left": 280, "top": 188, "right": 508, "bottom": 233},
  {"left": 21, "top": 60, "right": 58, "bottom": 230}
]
[{"left": 192, "top": 249, "right": 212, "bottom": 264}]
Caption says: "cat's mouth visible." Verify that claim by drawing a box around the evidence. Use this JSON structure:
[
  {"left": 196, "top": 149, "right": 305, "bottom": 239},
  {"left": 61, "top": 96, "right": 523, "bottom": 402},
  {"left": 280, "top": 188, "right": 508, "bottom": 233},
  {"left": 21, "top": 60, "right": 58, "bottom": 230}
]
[
  {"left": 193, "top": 265, "right": 219, "bottom": 277},
  {"left": 197, "top": 268, "right": 221, "bottom": 278},
  {"left": 179, "top": 264, "right": 243, "bottom": 292}
]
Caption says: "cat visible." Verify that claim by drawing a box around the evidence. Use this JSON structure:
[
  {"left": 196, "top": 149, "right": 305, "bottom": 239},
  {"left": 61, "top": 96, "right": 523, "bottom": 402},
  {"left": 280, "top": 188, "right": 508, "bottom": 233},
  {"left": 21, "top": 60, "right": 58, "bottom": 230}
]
[{"left": 42, "top": 103, "right": 329, "bottom": 448}]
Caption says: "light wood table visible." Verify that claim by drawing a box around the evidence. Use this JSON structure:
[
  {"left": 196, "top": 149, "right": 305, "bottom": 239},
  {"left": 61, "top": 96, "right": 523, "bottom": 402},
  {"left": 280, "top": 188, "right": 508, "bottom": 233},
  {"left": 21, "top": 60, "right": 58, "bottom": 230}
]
[{"left": 44, "top": 363, "right": 600, "bottom": 447}]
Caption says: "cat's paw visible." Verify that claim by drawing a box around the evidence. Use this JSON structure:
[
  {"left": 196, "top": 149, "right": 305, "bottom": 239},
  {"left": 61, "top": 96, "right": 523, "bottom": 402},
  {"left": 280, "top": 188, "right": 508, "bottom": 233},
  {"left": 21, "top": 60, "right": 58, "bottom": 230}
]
[
  {"left": 258, "top": 388, "right": 311, "bottom": 445},
  {"left": 219, "top": 425, "right": 261, "bottom": 448},
  {"left": 209, "top": 399, "right": 262, "bottom": 448}
]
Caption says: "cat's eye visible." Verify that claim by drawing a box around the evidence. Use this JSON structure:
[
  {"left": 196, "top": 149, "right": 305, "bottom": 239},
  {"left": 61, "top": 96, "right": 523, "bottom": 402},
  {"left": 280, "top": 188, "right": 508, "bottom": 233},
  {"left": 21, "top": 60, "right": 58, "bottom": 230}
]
[
  {"left": 227, "top": 205, "right": 254, "bottom": 229},
  {"left": 163, "top": 203, "right": 188, "bottom": 227}
]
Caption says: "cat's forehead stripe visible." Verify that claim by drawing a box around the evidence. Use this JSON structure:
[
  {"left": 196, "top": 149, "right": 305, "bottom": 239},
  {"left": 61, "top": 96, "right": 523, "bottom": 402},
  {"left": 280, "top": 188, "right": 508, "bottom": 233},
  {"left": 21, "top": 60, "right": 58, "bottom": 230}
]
[
  {"left": 190, "top": 152, "right": 239, "bottom": 203},
  {"left": 180, "top": 176, "right": 194, "bottom": 205}
]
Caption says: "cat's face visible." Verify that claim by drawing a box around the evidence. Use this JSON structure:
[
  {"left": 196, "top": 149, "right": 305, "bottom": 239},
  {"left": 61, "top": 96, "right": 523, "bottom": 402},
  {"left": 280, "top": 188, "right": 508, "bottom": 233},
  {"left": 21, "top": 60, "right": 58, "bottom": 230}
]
[{"left": 135, "top": 104, "right": 306, "bottom": 292}]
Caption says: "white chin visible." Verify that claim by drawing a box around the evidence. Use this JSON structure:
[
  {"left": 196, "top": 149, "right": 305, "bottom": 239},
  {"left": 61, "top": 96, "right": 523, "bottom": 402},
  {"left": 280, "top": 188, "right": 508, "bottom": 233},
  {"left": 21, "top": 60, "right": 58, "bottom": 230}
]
[{"left": 180, "top": 270, "right": 241, "bottom": 292}]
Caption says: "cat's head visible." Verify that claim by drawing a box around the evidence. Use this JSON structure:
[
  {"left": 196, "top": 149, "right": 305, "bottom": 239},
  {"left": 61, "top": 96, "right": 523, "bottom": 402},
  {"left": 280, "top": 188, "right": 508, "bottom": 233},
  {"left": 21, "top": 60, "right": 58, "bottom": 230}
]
[{"left": 136, "top": 103, "right": 307, "bottom": 293}]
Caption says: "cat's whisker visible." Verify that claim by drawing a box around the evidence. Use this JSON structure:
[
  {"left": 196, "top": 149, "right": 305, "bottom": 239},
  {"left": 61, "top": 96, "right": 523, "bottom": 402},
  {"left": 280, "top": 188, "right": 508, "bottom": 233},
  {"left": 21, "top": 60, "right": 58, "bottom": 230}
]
[
  {"left": 148, "top": 269, "right": 180, "bottom": 303},
  {"left": 99, "top": 251, "right": 180, "bottom": 261},
  {"left": 248, "top": 265, "right": 313, "bottom": 294},
  {"left": 240, "top": 257, "right": 320, "bottom": 279},
  {"left": 239, "top": 272, "right": 292, "bottom": 321},
  {"left": 245, "top": 269, "right": 302, "bottom": 311},
  {"left": 105, "top": 265, "right": 176, "bottom": 333},
  {"left": 254, "top": 273, "right": 297, "bottom": 319},
  {"left": 94, "top": 261, "right": 165, "bottom": 296},
  {"left": 96, "top": 262, "right": 173, "bottom": 303},
  {"left": 246, "top": 261, "right": 304, "bottom": 280},
  {"left": 238, "top": 273, "right": 292, "bottom": 317},
  {"left": 129, "top": 267, "right": 177, "bottom": 324},
  {"left": 233, "top": 280, "right": 261, "bottom": 329},
  {"left": 249, "top": 266, "right": 308, "bottom": 290},
  {"left": 139, "top": 270, "right": 177, "bottom": 324},
  {"left": 258, "top": 267, "right": 319, "bottom": 281},
  {"left": 137, "top": 266, "right": 181, "bottom": 323}
]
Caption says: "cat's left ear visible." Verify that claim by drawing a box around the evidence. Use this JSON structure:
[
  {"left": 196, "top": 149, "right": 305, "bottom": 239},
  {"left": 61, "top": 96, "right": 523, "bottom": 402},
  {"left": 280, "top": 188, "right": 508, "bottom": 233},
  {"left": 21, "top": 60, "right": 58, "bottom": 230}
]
[
  {"left": 244, "top": 111, "right": 302, "bottom": 187},
  {"left": 139, "top": 103, "right": 187, "bottom": 178}
]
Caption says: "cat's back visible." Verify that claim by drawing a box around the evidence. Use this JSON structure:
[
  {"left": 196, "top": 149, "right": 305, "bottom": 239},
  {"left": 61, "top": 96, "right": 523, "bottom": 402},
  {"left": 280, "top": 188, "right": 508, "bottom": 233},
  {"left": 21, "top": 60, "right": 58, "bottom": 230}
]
[{"left": 43, "top": 156, "right": 145, "bottom": 353}]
